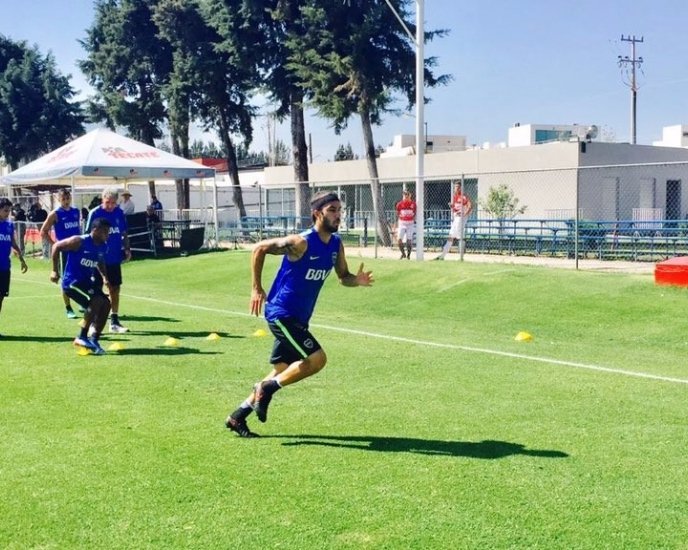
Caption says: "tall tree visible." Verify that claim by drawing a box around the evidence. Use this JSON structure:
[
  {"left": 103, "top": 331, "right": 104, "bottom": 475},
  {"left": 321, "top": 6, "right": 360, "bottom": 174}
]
[
  {"left": 288, "top": 0, "right": 449, "bottom": 245},
  {"left": 0, "top": 36, "right": 83, "bottom": 169},
  {"left": 152, "top": 0, "right": 209, "bottom": 209},
  {"left": 169, "top": 0, "right": 261, "bottom": 222},
  {"left": 243, "top": 0, "right": 313, "bottom": 227},
  {"left": 79, "top": 0, "right": 172, "bottom": 201}
]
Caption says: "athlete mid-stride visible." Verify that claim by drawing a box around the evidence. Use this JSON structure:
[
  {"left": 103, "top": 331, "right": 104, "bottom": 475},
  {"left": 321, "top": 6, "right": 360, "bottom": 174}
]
[{"left": 225, "top": 192, "right": 374, "bottom": 438}]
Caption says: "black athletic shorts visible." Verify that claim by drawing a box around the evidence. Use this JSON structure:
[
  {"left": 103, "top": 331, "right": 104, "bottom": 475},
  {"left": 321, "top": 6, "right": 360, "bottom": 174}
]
[
  {"left": 267, "top": 318, "right": 322, "bottom": 366},
  {"left": 0, "top": 270, "right": 9, "bottom": 297},
  {"left": 64, "top": 280, "right": 108, "bottom": 310},
  {"left": 93, "top": 263, "right": 123, "bottom": 287}
]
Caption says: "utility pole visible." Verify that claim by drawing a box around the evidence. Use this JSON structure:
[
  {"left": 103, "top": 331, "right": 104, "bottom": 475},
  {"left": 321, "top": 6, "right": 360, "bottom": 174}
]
[{"left": 618, "top": 35, "right": 644, "bottom": 144}]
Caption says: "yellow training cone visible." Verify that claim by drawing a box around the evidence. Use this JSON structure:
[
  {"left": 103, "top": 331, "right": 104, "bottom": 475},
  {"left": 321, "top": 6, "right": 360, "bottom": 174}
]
[
  {"left": 108, "top": 342, "right": 125, "bottom": 351},
  {"left": 164, "top": 337, "right": 180, "bottom": 347},
  {"left": 77, "top": 347, "right": 92, "bottom": 356},
  {"left": 206, "top": 332, "right": 221, "bottom": 341},
  {"left": 514, "top": 331, "right": 533, "bottom": 342},
  {"left": 252, "top": 328, "right": 267, "bottom": 337}
]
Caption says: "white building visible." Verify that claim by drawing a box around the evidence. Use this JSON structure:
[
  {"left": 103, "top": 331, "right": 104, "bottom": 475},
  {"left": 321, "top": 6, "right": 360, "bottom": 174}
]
[
  {"left": 379, "top": 133, "right": 467, "bottom": 157},
  {"left": 507, "top": 123, "right": 598, "bottom": 147},
  {"left": 652, "top": 125, "right": 688, "bottom": 148}
]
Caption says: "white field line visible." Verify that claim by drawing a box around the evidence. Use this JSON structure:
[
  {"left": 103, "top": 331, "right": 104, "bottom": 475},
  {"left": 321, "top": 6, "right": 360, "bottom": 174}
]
[
  {"left": 125, "top": 293, "right": 688, "bottom": 386},
  {"left": 437, "top": 268, "right": 513, "bottom": 292},
  {"left": 17, "top": 278, "right": 688, "bottom": 385}
]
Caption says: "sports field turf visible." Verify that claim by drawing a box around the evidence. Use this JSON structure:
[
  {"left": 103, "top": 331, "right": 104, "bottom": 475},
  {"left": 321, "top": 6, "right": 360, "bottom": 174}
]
[{"left": 1, "top": 251, "right": 687, "bottom": 548}]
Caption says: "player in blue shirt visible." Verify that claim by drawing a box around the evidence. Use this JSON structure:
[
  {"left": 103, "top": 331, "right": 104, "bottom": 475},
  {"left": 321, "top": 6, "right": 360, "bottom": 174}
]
[
  {"left": 41, "top": 189, "right": 82, "bottom": 318},
  {"left": 0, "top": 198, "right": 28, "bottom": 338},
  {"left": 86, "top": 188, "right": 131, "bottom": 333},
  {"left": 50, "top": 218, "right": 111, "bottom": 355},
  {"left": 225, "top": 192, "right": 374, "bottom": 437}
]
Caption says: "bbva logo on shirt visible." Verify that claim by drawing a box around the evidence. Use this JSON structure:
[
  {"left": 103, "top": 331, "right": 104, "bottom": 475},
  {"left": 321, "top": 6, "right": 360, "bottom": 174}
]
[
  {"left": 305, "top": 268, "right": 331, "bottom": 281},
  {"left": 109, "top": 226, "right": 121, "bottom": 235},
  {"left": 80, "top": 257, "right": 99, "bottom": 268},
  {"left": 0, "top": 233, "right": 11, "bottom": 242}
]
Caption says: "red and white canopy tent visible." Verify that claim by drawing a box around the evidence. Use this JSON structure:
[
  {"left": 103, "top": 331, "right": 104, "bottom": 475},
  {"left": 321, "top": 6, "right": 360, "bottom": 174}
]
[{"left": 1, "top": 127, "right": 218, "bottom": 242}]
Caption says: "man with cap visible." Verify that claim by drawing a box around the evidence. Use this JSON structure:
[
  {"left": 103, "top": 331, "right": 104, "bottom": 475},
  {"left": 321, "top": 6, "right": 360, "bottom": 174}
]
[
  {"left": 224, "top": 191, "right": 374, "bottom": 437},
  {"left": 119, "top": 190, "right": 135, "bottom": 215},
  {"left": 86, "top": 188, "right": 131, "bottom": 333}
]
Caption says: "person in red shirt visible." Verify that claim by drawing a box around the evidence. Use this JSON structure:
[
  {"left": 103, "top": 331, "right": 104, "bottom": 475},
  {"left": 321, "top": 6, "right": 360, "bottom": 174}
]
[
  {"left": 395, "top": 190, "right": 416, "bottom": 259},
  {"left": 436, "top": 182, "right": 473, "bottom": 260}
]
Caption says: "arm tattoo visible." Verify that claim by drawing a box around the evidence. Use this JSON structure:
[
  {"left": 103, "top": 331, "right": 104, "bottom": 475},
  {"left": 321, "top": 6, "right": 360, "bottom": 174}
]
[{"left": 266, "top": 238, "right": 296, "bottom": 255}]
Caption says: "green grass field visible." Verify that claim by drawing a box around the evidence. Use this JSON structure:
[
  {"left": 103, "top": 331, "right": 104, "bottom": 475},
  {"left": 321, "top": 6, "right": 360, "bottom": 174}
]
[{"left": 1, "top": 251, "right": 687, "bottom": 549}]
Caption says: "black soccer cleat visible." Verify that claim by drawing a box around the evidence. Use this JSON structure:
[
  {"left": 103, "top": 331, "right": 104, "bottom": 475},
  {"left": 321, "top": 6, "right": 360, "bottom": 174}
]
[
  {"left": 253, "top": 381, "right": 276, "bottom": 423},
  {"left": 225, "top": 416, "right": 259, "bottom": 438}
]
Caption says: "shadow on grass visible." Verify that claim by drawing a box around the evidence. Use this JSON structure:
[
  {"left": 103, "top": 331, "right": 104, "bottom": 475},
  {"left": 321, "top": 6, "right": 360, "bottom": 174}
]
[
  {"left": 126, "top": 330, "right": 245, "bottom": 339},
  {"left": 278, "top": 435, "right": 569, "bottom": 459},
  {"left": 111, "top": 347, "right": 221, "bottom": 356},
  {"left": 0, "top": 335, "right": 73, "bottom": 342},
  {"left": 118, "top": 315, "right": 181, "bottom": 323}
]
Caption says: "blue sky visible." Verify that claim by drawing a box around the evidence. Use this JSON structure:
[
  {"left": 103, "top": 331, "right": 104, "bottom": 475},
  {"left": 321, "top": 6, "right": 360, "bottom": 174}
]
[{"left": 3, "top": 0, "right": 688, "bottom": 159}]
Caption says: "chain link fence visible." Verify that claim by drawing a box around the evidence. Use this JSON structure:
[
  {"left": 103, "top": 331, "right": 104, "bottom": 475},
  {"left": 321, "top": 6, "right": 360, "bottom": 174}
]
[
  {"left": 5, "top": 161, "right": 688, "bottom": 263},
  {"left": 209, "top": 161, "right": 688, "bottom": 264}
]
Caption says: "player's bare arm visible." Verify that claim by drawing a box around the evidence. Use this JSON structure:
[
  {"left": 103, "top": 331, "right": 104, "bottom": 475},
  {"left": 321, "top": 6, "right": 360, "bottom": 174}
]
[
  {"left": 335, "top": 242, "right": 374, "bottom": 287},
  {"left": 250, "top": 235, "right": 307, "bottom": 316},
  {"left": 50, "top": 236, "right": 81, "bottom": 283},
  {"left": 11, "top": 234, "right": 27, "bottom": 273},
  {"left": 40, "top": 210, "right": 57, "bottom": 244}
]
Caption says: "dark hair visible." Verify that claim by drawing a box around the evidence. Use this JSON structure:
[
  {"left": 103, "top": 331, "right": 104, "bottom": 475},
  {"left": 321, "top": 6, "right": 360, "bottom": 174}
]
[
  {"left": 0, "top": 198, "right": 12, "bottom": 209},
  {"left": 310, "top": 192, "right": 339, "bottom": 211},
  {"left": 90, "top": 217, "right": 112, "bottom": 230},
  {"left": 310, "top": 192, "right": 340, "bottom": 223},
  {"left": 57, "top": 188, "right": 71, "bottom": 199}
]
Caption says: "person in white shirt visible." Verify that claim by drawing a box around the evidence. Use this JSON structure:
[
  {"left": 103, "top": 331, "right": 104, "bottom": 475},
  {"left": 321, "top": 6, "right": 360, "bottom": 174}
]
[
  {"left": 119, "top": 191, "right": 135, "bottom": 215},
  {"left": 435, "top": 182, "right": 473, "bottom": 260}
]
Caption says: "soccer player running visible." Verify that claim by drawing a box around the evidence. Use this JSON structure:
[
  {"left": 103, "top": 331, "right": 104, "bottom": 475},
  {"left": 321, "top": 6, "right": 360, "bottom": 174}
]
[
  {"left": 40, "top": 189, "right": 82, "bottom": 318},
  {"left": 86, "top": 188, "right": 131, "bottom": 333},
  {"left": 225, "top": 191, "right": 374, "bottom": 438},
  {"left": 0, "top": 198, "right": 29, "bottom": 337},
  {"left": 50, "top": 218, "right": 112, "bottom": 355}
]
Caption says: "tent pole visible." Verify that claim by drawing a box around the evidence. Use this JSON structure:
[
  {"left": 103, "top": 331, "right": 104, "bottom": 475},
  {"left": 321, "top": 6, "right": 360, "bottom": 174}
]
[{"left": 212, "top": 176, "right": 219, "bottom": 248}]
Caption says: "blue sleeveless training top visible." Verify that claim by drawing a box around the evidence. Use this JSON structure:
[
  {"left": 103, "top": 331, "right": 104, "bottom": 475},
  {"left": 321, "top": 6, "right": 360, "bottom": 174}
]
[
  {"left": 61, "top": 234, "right": 107, "bottom": 289},
  {"left": 264, "top": 228, "right": 341, "bottom": 325}
]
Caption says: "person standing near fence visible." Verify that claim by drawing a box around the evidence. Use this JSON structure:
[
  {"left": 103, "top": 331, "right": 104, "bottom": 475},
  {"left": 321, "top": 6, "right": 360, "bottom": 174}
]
[
  {"left": 41, "top": 189, "right": 82, "bottom": 319},
  {"left": 435, "top": 182, "right": 473, "bottom": 260},
  {"left": 11, "top": 202, "right": 26, "bottom": 255},
  {"left": 0, "top": 198, "right": 28, "bottom": 337},
  {"left": 224, "top": 191, "right": 374, "bottom": 438},
  {"left": 119, "top": 191, "right": 135, "bottom": 215},
  {"left": 86, "top": 188, "right": 131, "bottom": 333},
  {"left": 28, "top": 201, "right": 49, "bottom": 259},
  {"left": 395, "top": 189, "right": 416, "bottom": 259}
]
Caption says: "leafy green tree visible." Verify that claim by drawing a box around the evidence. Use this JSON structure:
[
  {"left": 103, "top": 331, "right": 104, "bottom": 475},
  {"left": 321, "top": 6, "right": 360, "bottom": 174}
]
[
  {"left": 334, "top": 143, "right": 356, "bottom": 161},
  {"left": 79, "top": 0, "right": 170, "bottom": 200},
  {"left": 479, "top": 184, "right": 527, "bottom": 224},
  {"left": 157, "top": 0, "right": 260, "bottom": 221},
  {"left": 242, "top": 0, "right": 313, "bottom": 227},
  {"left": 287, "top": 0, "right": 449, "bottom": 245},
  {"left": 79, "top": 0, "right": 168, "bottom": 145},
  {"left": 0, "top": 36, "right": 83, "bottom": 169}
]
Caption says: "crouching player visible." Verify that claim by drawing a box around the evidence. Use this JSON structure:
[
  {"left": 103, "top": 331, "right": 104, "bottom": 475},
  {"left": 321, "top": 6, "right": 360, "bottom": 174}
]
[{"left": 50, "top": 218, "right": 111, "bottom": 355}]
